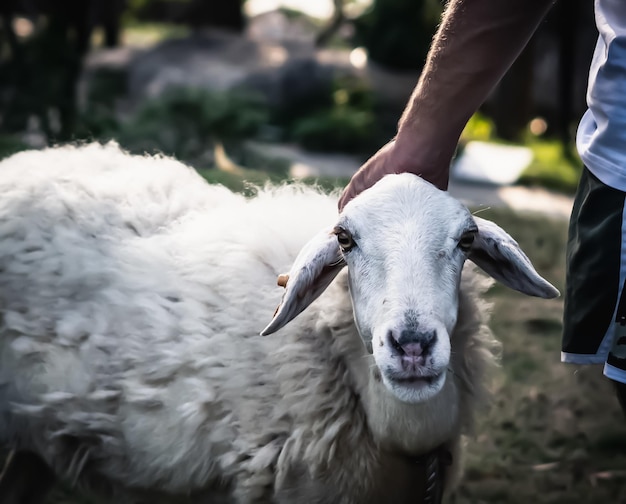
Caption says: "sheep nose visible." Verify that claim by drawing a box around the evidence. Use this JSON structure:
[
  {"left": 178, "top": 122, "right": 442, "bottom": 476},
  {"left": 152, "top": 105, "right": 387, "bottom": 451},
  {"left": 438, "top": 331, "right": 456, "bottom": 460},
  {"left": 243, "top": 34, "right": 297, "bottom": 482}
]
[{"left": 386, "top": 328, "right": 436, "bottom": 365}]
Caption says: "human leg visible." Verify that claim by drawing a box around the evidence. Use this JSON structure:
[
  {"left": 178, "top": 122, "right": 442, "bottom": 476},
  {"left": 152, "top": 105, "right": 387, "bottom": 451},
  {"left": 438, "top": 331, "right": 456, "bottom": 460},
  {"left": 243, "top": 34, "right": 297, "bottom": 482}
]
[{"left": 562, "top": 167, "right": 626, "bottom": 415}]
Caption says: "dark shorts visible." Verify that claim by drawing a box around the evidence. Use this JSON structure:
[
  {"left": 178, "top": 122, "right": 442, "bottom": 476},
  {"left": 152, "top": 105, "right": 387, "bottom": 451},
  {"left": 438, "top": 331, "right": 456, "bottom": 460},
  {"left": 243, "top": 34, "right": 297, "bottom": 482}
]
[{"left": 562, "top": 166, "right": 626, "bottom": 383}]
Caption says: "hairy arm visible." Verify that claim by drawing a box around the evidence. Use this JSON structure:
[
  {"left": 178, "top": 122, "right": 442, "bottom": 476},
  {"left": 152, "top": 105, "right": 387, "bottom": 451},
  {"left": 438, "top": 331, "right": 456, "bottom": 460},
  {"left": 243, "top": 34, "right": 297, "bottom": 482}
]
[{"left": 338, "top": 0, "right": 556, "bottom": 210}]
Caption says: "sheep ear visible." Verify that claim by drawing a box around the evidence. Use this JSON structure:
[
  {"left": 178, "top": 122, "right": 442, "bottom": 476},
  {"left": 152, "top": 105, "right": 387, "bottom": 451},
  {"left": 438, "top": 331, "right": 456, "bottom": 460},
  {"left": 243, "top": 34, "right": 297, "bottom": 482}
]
[
  {"left": 261, "top": 228, "right": 345, "bottom": 336},
  {"left": 469, "top": 216, "right": 560, "bottom": 299}
]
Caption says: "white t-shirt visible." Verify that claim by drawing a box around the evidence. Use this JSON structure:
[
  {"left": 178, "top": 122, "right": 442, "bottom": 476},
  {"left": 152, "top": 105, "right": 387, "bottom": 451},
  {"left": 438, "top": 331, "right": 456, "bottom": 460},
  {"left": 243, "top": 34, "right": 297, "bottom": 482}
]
[{"left": 577, "top": 0, "right": 626, "bottom": 191}]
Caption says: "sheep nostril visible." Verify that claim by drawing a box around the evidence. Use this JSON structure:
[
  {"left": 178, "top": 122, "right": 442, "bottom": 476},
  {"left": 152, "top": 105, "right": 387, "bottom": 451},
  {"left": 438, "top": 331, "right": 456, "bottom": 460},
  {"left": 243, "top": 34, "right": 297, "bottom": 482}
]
[{"left": 386, "top": 331, "right": 405, "bottom": 355}]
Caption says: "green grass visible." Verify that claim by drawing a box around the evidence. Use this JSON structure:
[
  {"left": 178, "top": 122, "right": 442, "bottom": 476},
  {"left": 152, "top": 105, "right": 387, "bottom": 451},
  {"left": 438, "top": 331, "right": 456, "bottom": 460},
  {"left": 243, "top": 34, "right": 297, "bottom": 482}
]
[
  {"left": 196, "top": 167, "right": 348, "bottom": 195},
  {"left": 117, "top": 22, "right": 191, "bottom": 47},
  {"left": 195, "top": 166, "right": 283, "bottom": 194},
  {"left": 520, "top": 141, "right": 583, "bottom": 194}
]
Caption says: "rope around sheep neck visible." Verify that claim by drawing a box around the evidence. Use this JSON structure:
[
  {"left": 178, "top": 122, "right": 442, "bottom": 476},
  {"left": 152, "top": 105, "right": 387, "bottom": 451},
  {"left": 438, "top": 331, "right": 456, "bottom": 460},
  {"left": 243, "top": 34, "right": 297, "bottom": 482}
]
[{"left": 409, "top": 445, "right": 452, "bottom": 504}]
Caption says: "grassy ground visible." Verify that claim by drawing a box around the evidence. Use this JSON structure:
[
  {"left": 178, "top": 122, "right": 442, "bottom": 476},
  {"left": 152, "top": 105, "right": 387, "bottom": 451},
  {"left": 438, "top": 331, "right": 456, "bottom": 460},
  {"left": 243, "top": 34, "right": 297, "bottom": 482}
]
[
  {"left": 12, "top": 200, "right": 626, "bottom": 504},
  {"left": 456, "top": 207, "right": 626, "bottom": 504}
]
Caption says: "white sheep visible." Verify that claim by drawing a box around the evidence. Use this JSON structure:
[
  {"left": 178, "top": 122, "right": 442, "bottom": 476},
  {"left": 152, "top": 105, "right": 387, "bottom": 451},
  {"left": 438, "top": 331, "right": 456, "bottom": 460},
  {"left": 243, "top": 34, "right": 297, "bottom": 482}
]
[{"left": 0, "top": 142, "right": 558, "bottom": 504}]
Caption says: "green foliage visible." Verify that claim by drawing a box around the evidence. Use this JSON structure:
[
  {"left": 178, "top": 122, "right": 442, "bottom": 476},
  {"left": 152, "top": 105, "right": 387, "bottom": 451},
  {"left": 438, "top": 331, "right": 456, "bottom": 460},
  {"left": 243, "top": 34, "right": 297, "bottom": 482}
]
[
  {"left": 520, "top": 141, "right": 583, "bottom": 194},
  {"left": 77, "top": 68, "right": 127, "bottom": 139},
  {"left": 270, "top": 82, "right": 333, "bottom": 130},
  {"left": 461, "top": 112, "right": 497, "bottom": 143},
  {"left": 113, "top": 88, "right": 268, "bottom": 165},
  {"left": 234, "top": 145, "right": 291, "bottom": 177},
  {"left": 296, "top": 176, "right": 350, "bottom": 194},
  {"left": 196, "top": 167, "right": 346, "bottom": 196},
  {"left": 0, "top": 135, "right": 29, "bottom": 161},
  {"left": 292, "top": 107, "right": 375, "bottom": 153},
  {"left": 120, "top": 22, "right": 191, "bottom": 46},
  {"left": 196, "top": 167, "right": 277, "bottom": 194},
  {"left": 461, "top": 113, "right": 583, "bottom": 194},
  {"left": 285, "top": 76, "right": 378, "bottom": 153},
  {"left": 124, "top": 0, "right": 193, "bottom": 22}
]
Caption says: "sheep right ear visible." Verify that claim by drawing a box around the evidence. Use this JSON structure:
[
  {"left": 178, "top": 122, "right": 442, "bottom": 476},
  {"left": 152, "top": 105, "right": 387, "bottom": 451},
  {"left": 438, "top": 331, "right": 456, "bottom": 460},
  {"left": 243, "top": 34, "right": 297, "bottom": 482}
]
[
  {"left": 261, "top": 228, "right": 345, "bottom": 336},
  {"left": 469, "top": 216, "right": 560, "bottom": 298}
]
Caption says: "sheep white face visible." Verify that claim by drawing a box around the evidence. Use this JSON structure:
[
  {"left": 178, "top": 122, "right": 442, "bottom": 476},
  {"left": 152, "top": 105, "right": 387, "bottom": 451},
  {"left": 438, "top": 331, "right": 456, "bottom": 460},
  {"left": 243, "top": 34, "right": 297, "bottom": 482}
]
[
  {"left": 333, "top": 179, "right": 477, "bottom": 402},
  {"left": 261, "top": 174, "right": 559, "bottom": 404}
]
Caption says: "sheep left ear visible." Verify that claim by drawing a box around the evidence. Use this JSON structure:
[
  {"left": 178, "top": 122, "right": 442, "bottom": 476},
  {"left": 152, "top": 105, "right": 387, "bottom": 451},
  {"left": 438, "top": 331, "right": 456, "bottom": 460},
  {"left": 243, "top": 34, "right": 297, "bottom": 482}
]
[
  {"left": 469, "top": 216, "right": 560, "bottom": 299},
  {"left": 261, "top": 228, "right": 345, "bottom": 336}
]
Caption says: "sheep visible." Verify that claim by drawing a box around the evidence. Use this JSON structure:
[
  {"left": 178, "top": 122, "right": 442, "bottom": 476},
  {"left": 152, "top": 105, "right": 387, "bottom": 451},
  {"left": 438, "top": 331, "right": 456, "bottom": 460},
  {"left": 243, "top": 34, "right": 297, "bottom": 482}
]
[{"left": 0, "top": 142, "right": 559, "bottom": 504}]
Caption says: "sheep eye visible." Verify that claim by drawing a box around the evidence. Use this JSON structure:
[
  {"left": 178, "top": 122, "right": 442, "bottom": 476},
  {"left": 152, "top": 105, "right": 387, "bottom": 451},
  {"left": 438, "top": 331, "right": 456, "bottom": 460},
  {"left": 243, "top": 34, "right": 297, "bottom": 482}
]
[
  {"left": 458, "top": 231, "right": 476, "bottom": 252},
  {"left": 334, "top": 227, "right": 355, "bottom": 252}
]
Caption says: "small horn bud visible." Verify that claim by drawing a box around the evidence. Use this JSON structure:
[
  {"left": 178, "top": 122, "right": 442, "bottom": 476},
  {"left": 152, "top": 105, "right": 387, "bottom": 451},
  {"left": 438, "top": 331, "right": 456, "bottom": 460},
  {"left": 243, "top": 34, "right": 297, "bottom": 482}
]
[{"left": 277, "top": 274, "right": 289, "bottom": 288}]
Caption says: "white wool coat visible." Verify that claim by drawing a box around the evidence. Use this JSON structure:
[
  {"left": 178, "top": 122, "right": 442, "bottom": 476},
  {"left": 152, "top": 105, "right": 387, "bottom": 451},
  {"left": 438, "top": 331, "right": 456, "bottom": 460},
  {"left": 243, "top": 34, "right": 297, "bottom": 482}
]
[{"left": 0, "top": 143, "right": 498, "bottom": 503}]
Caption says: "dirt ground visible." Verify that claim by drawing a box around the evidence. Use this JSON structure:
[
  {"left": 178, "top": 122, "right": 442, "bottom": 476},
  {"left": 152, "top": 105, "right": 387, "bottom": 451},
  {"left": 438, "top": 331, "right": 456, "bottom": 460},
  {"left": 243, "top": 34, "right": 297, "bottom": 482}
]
[{"left": 14, "top": 207, "right": 626, "bottom": 503}]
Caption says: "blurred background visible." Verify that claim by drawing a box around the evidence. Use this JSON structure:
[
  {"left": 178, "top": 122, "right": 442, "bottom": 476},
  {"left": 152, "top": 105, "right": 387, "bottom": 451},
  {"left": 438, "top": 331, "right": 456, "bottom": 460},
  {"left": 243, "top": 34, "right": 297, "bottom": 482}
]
[
  {"left": 4, "top": 2, "right": 626, "bottom": 503},
  {"left": 0, "top": 0, "right": 595, "bottom": 192}
]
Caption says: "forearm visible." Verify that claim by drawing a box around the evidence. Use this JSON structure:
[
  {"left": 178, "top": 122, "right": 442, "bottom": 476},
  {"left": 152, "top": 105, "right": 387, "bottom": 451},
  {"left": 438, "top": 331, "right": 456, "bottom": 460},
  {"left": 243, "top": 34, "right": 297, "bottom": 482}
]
[{"left": 396, "top": 0, "right": 556, "bottom": 181}]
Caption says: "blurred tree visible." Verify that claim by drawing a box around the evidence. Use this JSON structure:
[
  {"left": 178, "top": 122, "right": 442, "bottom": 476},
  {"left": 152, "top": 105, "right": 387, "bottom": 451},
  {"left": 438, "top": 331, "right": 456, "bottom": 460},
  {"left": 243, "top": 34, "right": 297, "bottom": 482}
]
[
  {"left": 489, "top": 38, "right": 535, "bottom": 142},
  {"left": 354, "top": 0, "right": 442, "bottom": 70},
  {"left": 552, "top": 0, "right": 593, "bottom": 150},
  {"left": 352, "top": 0, "right": 593, "bottom": 146},
  {"left": 0, "top": 0, "right": 126, "bottom": 141},
  {"left": 488, "top": 0, "right": 594, "bottom": 143},
  {"left": 186, "top": 0, "right": 244, "bottom": 31},
  {"left": 129, "top": 0, "right": 245, "bottom": 32},
  {"left": 315, "top": 0, "right": 345, "bottom": 47}
]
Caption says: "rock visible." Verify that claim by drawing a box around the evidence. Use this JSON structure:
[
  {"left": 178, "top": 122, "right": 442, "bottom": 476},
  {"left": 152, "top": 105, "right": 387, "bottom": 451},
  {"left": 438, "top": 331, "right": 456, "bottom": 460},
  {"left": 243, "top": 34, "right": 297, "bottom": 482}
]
[{"left": 122, "top": 26, "right": 340, "bottom": 110}]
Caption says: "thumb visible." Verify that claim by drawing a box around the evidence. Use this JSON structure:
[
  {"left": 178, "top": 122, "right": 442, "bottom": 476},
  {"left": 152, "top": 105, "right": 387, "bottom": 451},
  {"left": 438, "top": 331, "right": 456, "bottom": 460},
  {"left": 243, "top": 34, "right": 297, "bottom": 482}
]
[
  {"left": 338, "top": 142, "right": 397, "bottom": 211},
  {"left": 338, "top": 167, "right": 375, "bottom": 211}
]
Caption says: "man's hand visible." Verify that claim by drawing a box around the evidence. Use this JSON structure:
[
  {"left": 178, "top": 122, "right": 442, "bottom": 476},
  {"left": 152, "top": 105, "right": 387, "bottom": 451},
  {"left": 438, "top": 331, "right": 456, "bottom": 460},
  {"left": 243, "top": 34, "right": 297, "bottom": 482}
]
[{"left": 338, "top": 140, "right": 450, "bottom": 211}]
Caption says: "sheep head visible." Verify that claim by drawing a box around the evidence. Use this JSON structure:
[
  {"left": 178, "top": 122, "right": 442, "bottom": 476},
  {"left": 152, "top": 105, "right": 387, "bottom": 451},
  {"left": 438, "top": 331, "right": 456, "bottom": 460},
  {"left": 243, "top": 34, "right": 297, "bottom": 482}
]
[{"left": 261, "top": 174, "right": 559, "bottom": 403}]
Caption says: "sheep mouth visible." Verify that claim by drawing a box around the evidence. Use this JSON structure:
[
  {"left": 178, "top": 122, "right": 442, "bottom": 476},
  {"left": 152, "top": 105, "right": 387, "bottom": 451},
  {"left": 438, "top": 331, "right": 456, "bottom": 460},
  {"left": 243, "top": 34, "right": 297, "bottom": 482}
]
[{"left": 385, "top": 370, "right": 443, "bottom": 387}]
